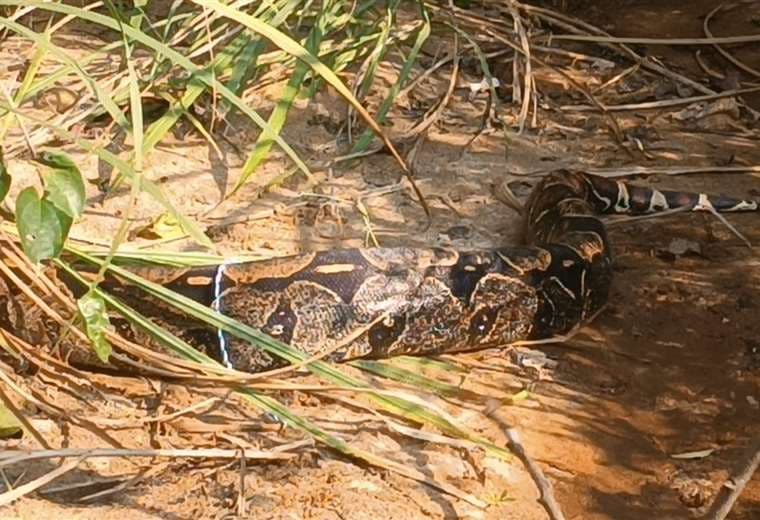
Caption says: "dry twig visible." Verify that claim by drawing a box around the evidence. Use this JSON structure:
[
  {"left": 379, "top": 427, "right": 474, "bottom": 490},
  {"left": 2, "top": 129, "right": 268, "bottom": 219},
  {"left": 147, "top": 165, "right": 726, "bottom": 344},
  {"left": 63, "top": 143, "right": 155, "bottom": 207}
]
[
  {"left": 505, "top": 427, "right": 566, "bottom": 520},
  {"left": 704, "top": 437, "right": 760, "bottom": 520},
  {"left": 704, "top": 3, "right": 760, "bottom": 79},
  {"left": 0, "top": 447, "right": 297, "bottom": 468},
  {"left": 0, "top": 457, "right": 84, "bottom": 507},
  {"left": 562, "top": 86, "right": 760, "bottom": 112}
]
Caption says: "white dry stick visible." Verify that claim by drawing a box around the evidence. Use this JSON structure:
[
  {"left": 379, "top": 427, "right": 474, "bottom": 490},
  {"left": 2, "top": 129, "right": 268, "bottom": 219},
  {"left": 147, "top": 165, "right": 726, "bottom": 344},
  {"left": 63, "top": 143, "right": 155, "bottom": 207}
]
[
  {"left": 0, "top": 447, "right": 296, "bottom": 468},
  {"left": 704, "top": 437, "right": 760, "bottom": 520},
  {"left": 505, "top": 428, "right": 566, "bottom": 520}
]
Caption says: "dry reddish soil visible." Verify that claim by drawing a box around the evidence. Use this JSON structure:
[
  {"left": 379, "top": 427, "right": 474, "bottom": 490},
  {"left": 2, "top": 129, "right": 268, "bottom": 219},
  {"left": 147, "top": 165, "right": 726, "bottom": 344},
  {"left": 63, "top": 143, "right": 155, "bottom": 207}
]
[{"left": 1, "top": 1, "right": 759, "bottom": 519}]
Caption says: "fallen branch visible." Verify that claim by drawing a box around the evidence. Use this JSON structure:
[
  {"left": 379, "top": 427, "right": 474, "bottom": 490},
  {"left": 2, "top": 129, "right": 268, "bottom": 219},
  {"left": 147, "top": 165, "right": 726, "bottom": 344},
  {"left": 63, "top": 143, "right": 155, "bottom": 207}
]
[
  {"left": 704, "top": 437, "right": 760, "bottom": 520},
  {"left": 505, "top": 428, "right": 566, "bottom": 520},
  {"left": 0, "top": 447, "right": 296, "bottom": 468},
  {"left": 562, "top": 86, "right": 760, "bottom": 112},
  {"left": 586, "top": 165, "right": 760, "bottom": 178}
]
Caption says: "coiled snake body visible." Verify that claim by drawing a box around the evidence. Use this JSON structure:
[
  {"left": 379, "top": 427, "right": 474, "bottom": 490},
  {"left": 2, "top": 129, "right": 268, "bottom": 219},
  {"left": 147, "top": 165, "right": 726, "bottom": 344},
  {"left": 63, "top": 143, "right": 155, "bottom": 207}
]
[{"left": 120, "top": 171, "right": 758, "bottom": 373}]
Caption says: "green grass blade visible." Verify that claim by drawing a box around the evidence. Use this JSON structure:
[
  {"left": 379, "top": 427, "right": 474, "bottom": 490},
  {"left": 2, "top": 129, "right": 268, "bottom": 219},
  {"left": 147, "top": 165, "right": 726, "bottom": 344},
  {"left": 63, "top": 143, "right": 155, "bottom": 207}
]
[
  {"left": 351, "top": 1, "right": 430, "bottom": 152},
  {"left": 139, "top": 1, "right": 302, "bottom": 159},
  {"left": 222, "top": 0, "right": 303, "bottom": 107},
  {"left": 391, "top": 355, "right": 470, "bottom": 375},
  {"left": 0, "top": 18, "right": 131, "bottom": 134},
  {"left": 352, "top": 359, "right": 475, "bottom": 400},
  {"left": 355, "top": 3, "right": 396, "bottom": 103},
  {"left": 190, "top": 0, "right": 410, "bottom": 173},
  {"left": 0, "top": 1, "right": 313, "bottom": 181},
  {"left": 94, "top": 0, "right": 149, "bottom": 281},
  {"left": 78, "top": 249, "right": 260, "bottom": 267},
  {"left": 0, "top": 31, "right": 46, "bottom": 140},
  {"left": 5, "top": 13, "right": 192, "bottom": 115},
  {"left": 65, "top": 247, "right": 514, "bottom": 462},
  {"left": 141, "top": 31, "right": 246, "bottom": 154},
  {"left": 231, "top": 0, "right": 344, "bottom": 193},
  {"left": 0, "top": 101, "right": 214, "bottom": 250}
]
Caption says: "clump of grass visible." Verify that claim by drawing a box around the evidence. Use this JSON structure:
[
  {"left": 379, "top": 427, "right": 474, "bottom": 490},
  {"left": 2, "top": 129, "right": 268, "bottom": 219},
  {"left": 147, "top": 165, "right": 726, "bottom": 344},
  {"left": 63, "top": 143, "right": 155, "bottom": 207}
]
[
  {"left": 0, "top": 0, "right": 541, "bottom": 508},
  {"left": 2, "top": 0, "right": 693, "bottom": 511}
]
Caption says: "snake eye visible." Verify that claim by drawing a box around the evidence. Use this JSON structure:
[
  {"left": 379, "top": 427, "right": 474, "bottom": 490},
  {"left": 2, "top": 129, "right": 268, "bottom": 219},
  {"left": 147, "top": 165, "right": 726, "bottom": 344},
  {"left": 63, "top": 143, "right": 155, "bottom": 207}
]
[
  {"left": 270, "top": 324, "right": 284, "bottom": 336},
  {"left": 468, "top": 307, "right": 498, "bottom": 339},
  {"left": 368, "top": 314, "right": 406, "bottom": 350}
]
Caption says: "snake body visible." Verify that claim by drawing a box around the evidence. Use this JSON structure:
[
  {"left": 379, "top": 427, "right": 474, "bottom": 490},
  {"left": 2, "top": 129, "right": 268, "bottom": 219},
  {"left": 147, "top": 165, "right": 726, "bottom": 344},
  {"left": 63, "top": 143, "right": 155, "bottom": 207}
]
[{"left": 122, "top": 171, "right": 757, "bottom": 373}]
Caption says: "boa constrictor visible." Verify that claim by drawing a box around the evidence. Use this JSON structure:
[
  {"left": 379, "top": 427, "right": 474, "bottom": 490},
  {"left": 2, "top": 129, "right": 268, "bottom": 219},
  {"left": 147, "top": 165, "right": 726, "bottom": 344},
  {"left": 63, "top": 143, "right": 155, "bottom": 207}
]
[{"left": 117, "top": 171, "right": 758, "bottom": 373}]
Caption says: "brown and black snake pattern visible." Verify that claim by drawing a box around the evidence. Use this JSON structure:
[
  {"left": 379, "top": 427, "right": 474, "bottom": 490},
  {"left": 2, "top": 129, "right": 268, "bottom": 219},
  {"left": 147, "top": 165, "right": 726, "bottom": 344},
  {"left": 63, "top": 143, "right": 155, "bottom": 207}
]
[{"left": 119, "top": 171, "right": 758, "bottom": 373}]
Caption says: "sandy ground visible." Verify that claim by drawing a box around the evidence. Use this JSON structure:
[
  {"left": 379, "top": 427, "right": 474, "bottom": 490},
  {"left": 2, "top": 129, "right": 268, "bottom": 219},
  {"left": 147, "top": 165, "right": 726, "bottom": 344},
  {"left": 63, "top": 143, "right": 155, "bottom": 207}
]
[{"left": 0, "top": 0, "right": 759, "bottom": 519}]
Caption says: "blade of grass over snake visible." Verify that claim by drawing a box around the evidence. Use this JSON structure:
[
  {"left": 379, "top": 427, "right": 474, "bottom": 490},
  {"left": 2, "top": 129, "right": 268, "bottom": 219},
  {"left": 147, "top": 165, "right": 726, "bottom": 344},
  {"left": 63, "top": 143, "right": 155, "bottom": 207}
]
[
  {"left": 55, "top": 260, "right": 216, "bottom": 365},
  {"left": 77, "top": 249, "right": 261, "bottom": 267},
  {"left": 189, "top": 0, "right": 430, "bottom": 216},
  {"left": 64, "top": 246, "right": 514, "bottom": 462},
  {"left": 51, "top": 264, "right": 483, "bottom": 506},
  {"left": 352, "top": 359, "right": 477, "bottom": 400},
  {"left": 0, "top": 1, "right": 312, "bottom": 181}
]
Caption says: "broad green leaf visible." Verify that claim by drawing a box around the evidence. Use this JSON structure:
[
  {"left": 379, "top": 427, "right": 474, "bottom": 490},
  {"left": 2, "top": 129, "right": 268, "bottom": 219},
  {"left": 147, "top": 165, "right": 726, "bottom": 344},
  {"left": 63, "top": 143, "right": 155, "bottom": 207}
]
[
  {"left": 77, "top": 291, "right": 113, "bottom": 363},
  {"left": 0, "top": 5, "right": 311, "bottom": 237},
  {"left": 15, "top": 187, "right": 71, "bottom": 263},
  {"left": 44, "top": 165, "right": 86, "bottom": 219},
  {"left": 0, "top": 100, "right": 214, "bottom": 251},
  {"left": 0, "top": 404, "right": 22, "bottom": 439},
  {"left": 34, "top": 150, "right": 80, "bottom": 171},
  {"left": 0, "top": 148, "right": 10, "bottom": 204}
]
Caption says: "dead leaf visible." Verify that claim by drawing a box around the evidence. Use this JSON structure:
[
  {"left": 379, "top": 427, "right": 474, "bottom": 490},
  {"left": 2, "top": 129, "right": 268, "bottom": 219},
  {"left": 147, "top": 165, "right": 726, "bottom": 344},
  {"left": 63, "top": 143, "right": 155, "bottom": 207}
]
[
  {"left": 134, "top": 212, "right": 185, "bottom": 240},
  {"left": 670, "top": 448, "right": 715, "bottom": 459}
]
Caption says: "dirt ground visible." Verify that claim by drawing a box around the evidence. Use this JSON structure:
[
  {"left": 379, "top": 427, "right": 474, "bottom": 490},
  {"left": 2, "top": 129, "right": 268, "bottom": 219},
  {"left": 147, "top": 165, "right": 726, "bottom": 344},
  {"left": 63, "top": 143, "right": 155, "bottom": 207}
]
[{"left": 1, "top": 0, "right": 759, "bottom": 519}]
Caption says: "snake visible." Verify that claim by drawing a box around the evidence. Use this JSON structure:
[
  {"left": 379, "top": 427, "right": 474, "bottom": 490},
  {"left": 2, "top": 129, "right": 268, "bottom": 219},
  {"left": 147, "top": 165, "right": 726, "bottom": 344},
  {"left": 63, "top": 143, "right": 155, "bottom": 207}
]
[{"left": 105, "top": 170, "right": 757, "bottom": 373}]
